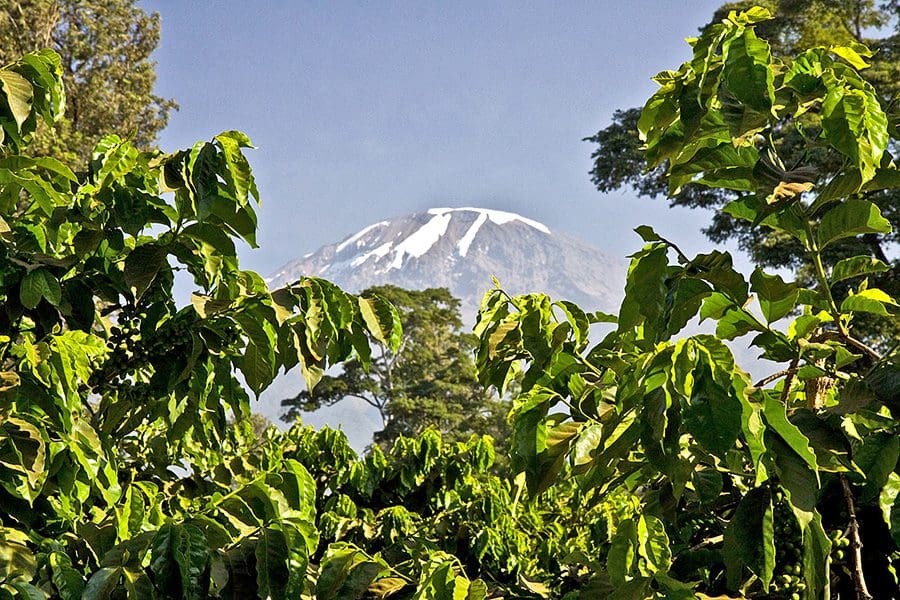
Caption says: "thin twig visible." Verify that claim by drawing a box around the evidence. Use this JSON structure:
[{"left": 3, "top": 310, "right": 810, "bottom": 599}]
[
  {"left": 840, "top": 474, "right": 872, "bottom": 600},
  {"left": 754, "top": 369, "right": 792, "bottom": 388},
  {"left": 689, "top": 534, "right": 723, "bottom": 552}
]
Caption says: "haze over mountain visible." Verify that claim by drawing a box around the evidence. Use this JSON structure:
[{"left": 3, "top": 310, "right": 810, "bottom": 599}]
[
  {"left": 257, "top": 207, "right": 626, "bottom": 448},
  {"left": 267, "top": 207, "right": 626, "bottom": 322}
]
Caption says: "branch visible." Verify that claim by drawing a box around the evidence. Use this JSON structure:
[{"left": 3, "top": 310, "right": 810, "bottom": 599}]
[
  {"left": 812, "top": 330, "right": 882, "bottom": 362},
  {"left": 840, "top": 474, "right": 872, "bottom": 600},
  {"left": 689, "top": 534, "right": 723, "bottom": 552},
  {"left": 841, "top": 334, "right": 882, "bottom": 362},
  {"left": 754, "top": 369, "right": 793, "bottom": 388},
  {"left": 779, "top": 354, "right": 800, "bottom": 405}
]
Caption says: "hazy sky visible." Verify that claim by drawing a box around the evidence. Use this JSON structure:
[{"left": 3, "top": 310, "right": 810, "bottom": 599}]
[
  {"left": 138, "top": 1, "right": 763, "bottom": 445},
  {"left": 142, "top": 1, "right": 734, "bottom": 277}
]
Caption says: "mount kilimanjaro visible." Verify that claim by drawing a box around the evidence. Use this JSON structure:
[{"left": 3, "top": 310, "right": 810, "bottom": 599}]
[{"left": 267, "top": 207, "right": 626, "bottom": 321}]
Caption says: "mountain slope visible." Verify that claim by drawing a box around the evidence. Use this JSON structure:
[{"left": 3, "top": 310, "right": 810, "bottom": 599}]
[{"left": 268, "top": 207, "right": 626, "bottom": 320}]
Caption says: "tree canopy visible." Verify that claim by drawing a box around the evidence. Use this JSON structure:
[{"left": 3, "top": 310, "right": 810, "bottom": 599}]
[
  {"left": 281, "top": 285, "right": 509, "bottom": 450},
  {"left": 0, "top": 0, "right": 177, "bottom": 166},
  {"left": 2, "top": 5, "right": 900, "bottom": 599},
  {"left": 585, "top": 0, "right": 899, "bottom": 349}
]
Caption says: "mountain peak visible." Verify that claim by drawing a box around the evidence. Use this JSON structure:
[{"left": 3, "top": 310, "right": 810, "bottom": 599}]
[{"left": 268, "top": 206, "right": 625, "bottom": 321}]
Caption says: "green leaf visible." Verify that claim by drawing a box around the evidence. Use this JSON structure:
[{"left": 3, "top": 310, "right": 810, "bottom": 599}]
[
  {"left": 150, "top": 523, "right": 210, "bottom": 600},
  {"left": 358, "top": 294, "right": 402, "bottom": 352},
  {"left": 609, "top": 577, "right": 651, "bottom": 600},
  {"left": 214, "top": 130, "right": 258, "bottom": 206},
  {"left": 608, "top": 518, "right": 637, "bottom": 585},
  {"left": 840, "top": 288, "right": 899, "bottom": 316},
  {"left": 688, "top": 251, "right": 749, "bottom": 302},
  {"left": 618, "top": 243, "right": 668, "bottom": 343},
  {"left": 801, "top": 513, "right": 832, "bottom": 600},
  {"left": 235, "top": 310, "right": 277, "bottom": 395},
  {"left": 256, "top": 528, "right": 289, "bottom": 600},
  {"left": 19, "top": 268, "right": 61, "bottom": 309},
  {"left": 722, "top": 27, "right": 774, "bottom": 113},
  {"left": 854, "top": 432, "right": 900, "bottom": 503},
  {"left": 830, "top": 42, "right": 872, "bottom": 70},
  {"left": 8, "top": 583, "right": 43, "bottom": 600},
  {"left": 831, "top": 256, "right": 890, "bottom": 283},
  {"left": 750, "top": 268, "right": 798, "bottom": 322},
  {"left": 0, "top": 70, "right": 34, "bottom": 129},
  {"left": 683, "top": 367, "right": 742, "bottom": 458},
  {"left": 316, "top": 544, "right": 387, "bottom": 600},
  {"left": 768, "top": 434, "right": 818, "bottom": 528},
  {"left": 821, "top": 83, "right": 889, "bottom": 183},
  {"left": 50, "top": 552, "right": 85, "bottom": 600},
  {"left": 723, "top": 487, "right": 774, "bottom": 590},
  {"left": 83, "top": 567, "right": 121, "bottom": 600},
  {"left": 879, "top": 473, "right": 900, "bottom": 546},
  {"left": 124, "top": 244, "right": 168, "bottom": 301},
  {"left": 817, "top": 199, "right": 891, "bottom": 249},
  {"left": 762, "top": 396, "right": 818, "bottom": 474},
  {"left": 692, "top": 468, "right": 723, "bottom": 504},
  {"left": 637, "top": 515, "right": 671, "bottom": 574}
]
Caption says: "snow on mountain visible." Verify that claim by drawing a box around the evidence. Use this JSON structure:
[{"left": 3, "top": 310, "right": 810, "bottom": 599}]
[{"left": 267, "top": 207, "right": 626, "bottom": 322}]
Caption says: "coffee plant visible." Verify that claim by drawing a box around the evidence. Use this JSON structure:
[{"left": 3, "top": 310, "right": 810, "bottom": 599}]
[
  {"left": 1, "top": 5, "right": 899, "bottom": 599},
  {"left": 474, "top": 6, "right": 899, "bottom": 598}
]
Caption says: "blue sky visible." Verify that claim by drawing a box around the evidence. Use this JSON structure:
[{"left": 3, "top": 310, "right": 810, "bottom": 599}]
[
  {"left": 140, "top": 1, "right": 760, "bottom": 445},
  {"left": 143, "top": 1, "right": 732, "bottom": 277}
]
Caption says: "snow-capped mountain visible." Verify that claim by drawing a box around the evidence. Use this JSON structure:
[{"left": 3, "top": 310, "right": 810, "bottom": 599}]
[{"left": 268, "top": 207, "right": 626, "bottom": 321}]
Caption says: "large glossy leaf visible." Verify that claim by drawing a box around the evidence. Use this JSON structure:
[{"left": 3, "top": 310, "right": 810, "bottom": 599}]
[
  {"left": 840, "top": 288, "right": 899, "bottom": 316},
  {"left": 19, "top": 268, "right": 61, "bottom": 309},
  {"left": 255, "top": 528, "right": 289, "bottom": 600},
  {"left": 750, "top": 269, "right": 798, "bottom": 323},
  {"left": 768, "top": 434, "right": 818, "bottom": 528},
  {"left": 0, "top": 71, "right": 33, "bottom": 129},
  {"left": 49, "top": 552, "right": 84, "bottom": 600},
  {"left": 124, "top": 244, "right": 168, "bottom": 301},
  {"left": 316, "top": 543, "right": 389, "bottom": 600},
  {"left": 831, "top": 256, "right": 890, "bottom": 283},
  {"left": 83, "top": 567, "right": 122, "bottom": 600},
  {"left": 762, "top": 397, "right": 818, "bottom": 474},
  {"left": 817, "top": 199, "right": 892, "bottom": 249},
  {"left": 150, "top": 523, "right": 210, "bottom": 600},
  {"left": 683, "top": 367, "right": 742, "bottom": 458},
  {"left": 801, "top": 513, "right": 832, "bottom": 599},
  {"left": 722, "top": 27, "right": 774, "bottom": 113},
  {"left": 358, "top": 294, "right": 402, "bottom": 352},
  {"left": 636, "top": 515, "right": 671, "bottom": 574},
  {"left": 618, "top": 243, "right": 668, "bottom": 343},
  {"left": 821, "top": 80, "right": 889, "bottom": 183},
  {"left": 854, "top": 432, "right": 900, "bottom": 503},
  {"left": 723, "top": 487, "right": 774, "bottom": 590},
  {"left": 607, "top": 518, "right": 637, "bottom": 585}
]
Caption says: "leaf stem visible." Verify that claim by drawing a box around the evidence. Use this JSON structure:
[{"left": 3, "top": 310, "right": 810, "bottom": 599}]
[
  {"left": 839, "top": 474, "right": 872, "bottom": 600},
  {"left": 803, "top": 219, "right": 847, "bottom": 331}
]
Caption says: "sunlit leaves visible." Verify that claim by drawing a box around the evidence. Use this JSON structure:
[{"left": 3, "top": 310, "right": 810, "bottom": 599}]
[
  {"left": 817, "top": 199, "right": 891, "bottom": 249},
  {"left": 821, "top": 75, "right": 889, "bottom": 184},
  {"left": 18, "top": 268, "right": 61, "bottom": 309},
  {"left": 750, "top": 269, "right": 798, "bottom": 323},
  {"left": 840, "top": 288, "right": 900, "bottom": 316},
  {"left": 722, "top": 27, "right": 774, "bottom": 113}
]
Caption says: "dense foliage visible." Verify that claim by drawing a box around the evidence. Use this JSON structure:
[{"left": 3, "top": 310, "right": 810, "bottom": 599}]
[
  {"left": 476, "top": 6, "right": 898, "bottom": 597},
  {"left": 2, "top": 5, "right": 900, "bottom": 599},
  {"left": 0, "top": 0, "right": 177, "bottom": 166},
  {"left": 585, "top": 0, "right": 899, "bottom": 350},
  {"left": 281, "top": 285, "right": 509, "bottom": 450}
]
